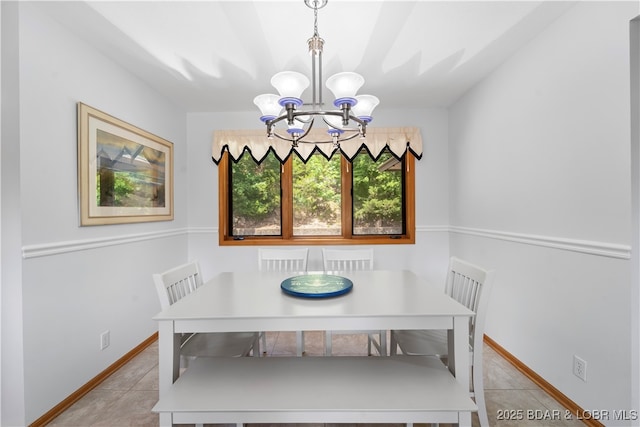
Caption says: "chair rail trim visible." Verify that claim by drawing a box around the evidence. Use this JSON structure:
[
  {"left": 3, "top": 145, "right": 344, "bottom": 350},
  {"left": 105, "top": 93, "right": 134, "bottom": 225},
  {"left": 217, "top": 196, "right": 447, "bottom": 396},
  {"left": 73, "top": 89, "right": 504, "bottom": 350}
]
[
  {"left": 450, "top": 226, "right": 630, "bottom": 259},
  {"left": 21, "top": 226, "right": 630, "bottom": 260},
  {"left": 22, "top": 228, "right": 187, "bottom": 259}
]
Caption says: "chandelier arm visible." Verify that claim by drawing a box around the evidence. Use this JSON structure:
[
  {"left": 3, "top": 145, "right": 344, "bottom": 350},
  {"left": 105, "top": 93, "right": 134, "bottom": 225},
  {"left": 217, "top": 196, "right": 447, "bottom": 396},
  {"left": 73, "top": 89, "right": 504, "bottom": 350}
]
[
  {"left": 332, "top": 130, "right": 363, "bottom": 143},
  {"left": 266, "top": 114, "right": 301, "bottom": 131},
  {"left": 298, "top": 110, "right": 367, "bottom": 129},
  {"left": 285, "top": 103, "right": 296, "bottom": 125},
  {"left": 344, "top": 114, "right": 368, "bottom": 129},
  {"left": 271, "top": 112, "right": 366, "bottom": 130},
  {"left": 266, "top": 112, "right": 367, "bottom": 138},
  {"left": 270, "top": 128, "right": 317, "bottom": 144},
  {"left": 270, "top": 132, "right": 361, "bottom": 145},
  {"left": 268, "top": 110, "right": 364, "bottom": 126},
  {"left": 292, "top": 112, "right": 314, "bottom": 124},
  {"left": 268, "top": 126, "right": 363, "bottom": 145}
]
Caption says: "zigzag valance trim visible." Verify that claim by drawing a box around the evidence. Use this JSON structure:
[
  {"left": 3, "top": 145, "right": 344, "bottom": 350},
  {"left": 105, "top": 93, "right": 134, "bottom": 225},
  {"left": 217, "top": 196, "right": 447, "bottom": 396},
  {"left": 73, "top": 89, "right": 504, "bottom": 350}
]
[{"left": 211, "top": 127, "right": 423, "bottom": 164}]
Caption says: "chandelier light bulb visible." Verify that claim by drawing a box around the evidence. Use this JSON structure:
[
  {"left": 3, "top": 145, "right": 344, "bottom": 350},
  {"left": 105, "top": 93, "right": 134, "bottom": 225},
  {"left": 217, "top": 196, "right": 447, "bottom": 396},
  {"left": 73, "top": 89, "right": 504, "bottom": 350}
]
[
  {"left": 326, "top": 72, "right": 365, "bottom": 107},
  {"left": 254, "top": 94, "right": 284, "bottom": 123},
  {"left": 351, "top": 95, "right": 380, "bottom": 123},
  {"left": 271, "top": 71, "right": 310, "bottom": 106}
]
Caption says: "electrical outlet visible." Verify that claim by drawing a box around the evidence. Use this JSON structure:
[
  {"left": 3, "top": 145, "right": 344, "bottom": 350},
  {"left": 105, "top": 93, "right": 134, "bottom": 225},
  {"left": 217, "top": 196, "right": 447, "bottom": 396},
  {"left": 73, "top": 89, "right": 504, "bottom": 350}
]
[
  {"left": 573, "top": 355, "right": 587, "bottom": 381},
  {"left": 100, "top": 330, "right": 110, "bottom": 350}
]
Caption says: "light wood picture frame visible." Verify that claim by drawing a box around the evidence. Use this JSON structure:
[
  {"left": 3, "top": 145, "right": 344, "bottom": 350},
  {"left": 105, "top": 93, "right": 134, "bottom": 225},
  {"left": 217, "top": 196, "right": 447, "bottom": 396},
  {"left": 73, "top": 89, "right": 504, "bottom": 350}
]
[{"left": 77, "top": 103, "right": 174, "bottom": 225}]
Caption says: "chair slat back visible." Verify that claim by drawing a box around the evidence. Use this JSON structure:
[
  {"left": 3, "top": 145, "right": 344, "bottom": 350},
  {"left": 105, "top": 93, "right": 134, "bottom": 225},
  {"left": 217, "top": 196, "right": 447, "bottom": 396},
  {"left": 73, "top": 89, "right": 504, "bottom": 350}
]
[
  {"left": 153, "top": 261, "right": 203, "bottom": 310},
  {"left": 258, "top": 248, "right": 309, "bottom": 273},
  {"left": 444, "top": 257, "right": 495, "bottom": 341},
  {"left": 322, "top": 248, "right": 374, "bottom": 271}
]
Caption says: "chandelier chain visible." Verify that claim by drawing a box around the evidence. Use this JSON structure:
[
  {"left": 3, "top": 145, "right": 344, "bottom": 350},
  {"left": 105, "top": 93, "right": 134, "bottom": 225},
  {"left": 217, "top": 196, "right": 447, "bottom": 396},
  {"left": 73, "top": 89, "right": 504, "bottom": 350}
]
[{"left": 313, "top": 1, "right": 319, "bottom": 37}]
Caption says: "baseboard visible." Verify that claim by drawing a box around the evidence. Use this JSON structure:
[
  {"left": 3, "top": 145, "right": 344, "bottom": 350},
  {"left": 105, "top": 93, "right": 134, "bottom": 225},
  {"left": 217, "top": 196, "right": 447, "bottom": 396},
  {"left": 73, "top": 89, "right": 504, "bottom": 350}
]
[
  {"left": 29, "top": 332, "right": 158, "bottom": 427},
  {"left": 484, "top": 335, "right": 603, "bottom": 427}
]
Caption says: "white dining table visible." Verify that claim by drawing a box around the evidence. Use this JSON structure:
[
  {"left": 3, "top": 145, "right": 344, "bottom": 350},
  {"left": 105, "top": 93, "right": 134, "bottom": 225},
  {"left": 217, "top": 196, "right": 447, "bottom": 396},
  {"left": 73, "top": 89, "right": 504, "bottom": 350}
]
[{"left": 152, "top": 269, "right": 476, "bottom": 426}]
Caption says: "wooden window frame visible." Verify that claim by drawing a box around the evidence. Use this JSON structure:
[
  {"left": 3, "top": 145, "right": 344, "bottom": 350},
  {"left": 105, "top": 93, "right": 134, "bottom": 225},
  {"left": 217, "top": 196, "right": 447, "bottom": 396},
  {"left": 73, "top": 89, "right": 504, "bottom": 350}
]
[{"left": 218, "top": 152, "right": 415, "bottom": 246}]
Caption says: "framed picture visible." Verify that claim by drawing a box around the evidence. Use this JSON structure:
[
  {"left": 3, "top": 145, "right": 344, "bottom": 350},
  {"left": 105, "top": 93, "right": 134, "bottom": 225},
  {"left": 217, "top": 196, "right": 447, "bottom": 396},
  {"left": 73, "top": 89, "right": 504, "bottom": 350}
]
[{"left": 77, "top": 103, "right": 174, "bottom": 225}]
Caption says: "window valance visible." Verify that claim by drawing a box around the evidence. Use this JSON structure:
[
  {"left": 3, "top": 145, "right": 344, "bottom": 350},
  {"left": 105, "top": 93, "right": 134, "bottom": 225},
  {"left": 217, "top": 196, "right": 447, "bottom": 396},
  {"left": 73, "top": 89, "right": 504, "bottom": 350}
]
[{"left": 211, "top": 127, "right": 423, "bottom": 164}]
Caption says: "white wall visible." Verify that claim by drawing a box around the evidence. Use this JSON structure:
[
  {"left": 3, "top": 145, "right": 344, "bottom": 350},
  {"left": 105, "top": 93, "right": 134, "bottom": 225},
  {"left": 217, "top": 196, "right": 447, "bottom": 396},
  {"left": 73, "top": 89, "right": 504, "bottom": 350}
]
[
  {"left": 5, "top": 4, "right": 189, "bottom": 424},
  {"left": 631, "top": 13, "right": 640, "bottom": 420},
  {"left": 1, "top": 2, "right": 26, "bottom": 425},
  {"left": 449, "top": 0, "right": 638, "bottom": 419},
  {"left": 186, "top": 108, "right": 452, "bottom": 285}
]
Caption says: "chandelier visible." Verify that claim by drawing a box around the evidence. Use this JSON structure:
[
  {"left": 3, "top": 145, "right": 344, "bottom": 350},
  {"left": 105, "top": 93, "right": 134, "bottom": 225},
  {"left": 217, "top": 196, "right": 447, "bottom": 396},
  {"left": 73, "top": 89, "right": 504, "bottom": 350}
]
[{"left": 253, "top": 0, "right": 379, "bottom": 148}]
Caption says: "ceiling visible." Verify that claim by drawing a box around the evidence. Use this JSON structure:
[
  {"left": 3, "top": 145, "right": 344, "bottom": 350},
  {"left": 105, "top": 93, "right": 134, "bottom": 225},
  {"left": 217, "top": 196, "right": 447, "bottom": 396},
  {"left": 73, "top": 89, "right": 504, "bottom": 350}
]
[{"left": 35, "top": 1, "right": 576, "bottom": 113}]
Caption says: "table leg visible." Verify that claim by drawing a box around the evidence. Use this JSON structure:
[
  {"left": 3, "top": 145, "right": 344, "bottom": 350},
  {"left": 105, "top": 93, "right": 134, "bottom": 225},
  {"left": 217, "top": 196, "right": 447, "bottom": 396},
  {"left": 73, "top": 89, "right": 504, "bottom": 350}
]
[
  {"left": 459, "top": 411, "right": 472, "bottom": 426},
  {"left": 448, "top": 316, "right": 470, "bottom": 389},
  {"left": 158, "top": 412, "right": 173, "bottom": 427},
  {"left": 158, "top": 320, "right": 181, "bottom": 397}
]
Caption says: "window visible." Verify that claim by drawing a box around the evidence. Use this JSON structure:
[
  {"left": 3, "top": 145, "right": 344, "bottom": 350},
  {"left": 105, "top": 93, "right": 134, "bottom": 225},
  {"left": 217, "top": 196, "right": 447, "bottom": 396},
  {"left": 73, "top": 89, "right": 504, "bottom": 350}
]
[
  {"left": 219, "top": 148, "right": 415, "bottom": 245},
  {"left": 292, "top": 153, "right": 342, "bottom": 236}
]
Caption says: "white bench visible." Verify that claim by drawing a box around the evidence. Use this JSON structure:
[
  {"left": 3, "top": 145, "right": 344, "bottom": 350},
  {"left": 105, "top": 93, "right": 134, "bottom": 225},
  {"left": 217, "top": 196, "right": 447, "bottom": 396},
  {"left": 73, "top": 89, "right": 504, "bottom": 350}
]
[{"left": 152, "top": 355, "right": 476, "bottom": 426}]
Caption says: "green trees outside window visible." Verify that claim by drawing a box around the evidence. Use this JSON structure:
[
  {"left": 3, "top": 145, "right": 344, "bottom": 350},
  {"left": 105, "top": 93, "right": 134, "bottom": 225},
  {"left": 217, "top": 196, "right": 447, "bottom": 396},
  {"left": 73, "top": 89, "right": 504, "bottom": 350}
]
[
  {"left": 352, "top": 152, "right": 403, "bottom": 235},
  {"left": 231, "top": 153, "right": 282, "bottom": 236},
  {"left": 230, "top": 149, "right": 403, "bottom": 237}
]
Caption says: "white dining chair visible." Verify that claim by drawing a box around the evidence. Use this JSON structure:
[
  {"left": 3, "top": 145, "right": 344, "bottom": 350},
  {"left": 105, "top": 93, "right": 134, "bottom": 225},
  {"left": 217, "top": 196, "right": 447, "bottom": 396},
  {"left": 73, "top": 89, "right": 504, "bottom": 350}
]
[
  {"left": 322, "top": 248, "right": 386, "bottom": 356},
  {"left": 258, "top": 247, "right": 309, "bottom": 273},
  {"left": 258, "top": 248, "right": 309, "bottom": 356},
  {"left": 153, "top": 261, "right": 260, "bottom": 367},
  {"left": 390, "top": 256, "right": 495, "bottom": 427}
]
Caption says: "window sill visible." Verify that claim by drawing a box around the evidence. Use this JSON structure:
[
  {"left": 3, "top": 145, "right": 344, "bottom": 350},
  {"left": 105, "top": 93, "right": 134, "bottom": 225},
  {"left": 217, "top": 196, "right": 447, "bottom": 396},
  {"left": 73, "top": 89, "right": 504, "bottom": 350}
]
[{"left": 219, "top": 235, "right": 415, "bottom": 246}]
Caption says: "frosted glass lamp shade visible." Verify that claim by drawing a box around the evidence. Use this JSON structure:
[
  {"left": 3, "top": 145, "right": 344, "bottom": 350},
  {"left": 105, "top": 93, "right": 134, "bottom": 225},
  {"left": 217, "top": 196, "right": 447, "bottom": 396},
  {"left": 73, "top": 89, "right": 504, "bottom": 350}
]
[
  {"left": 324, "top": 114, "right": 345, "bottom": 136},
  {"left": 287, "top": 117, "right": 307, "bottom": 135},
  {"left": 254, "top": 94, "right": 283, "bottom": 122},
  {"left": 326, "top": 72, "right": 364, "bottom": 106},
  {"left": 352, "top": 95, "right": 379, "bottom": 123},
  {"left": 324, "top": 114, "right": 343, "bottom": 128},
  {"left": 271, "top": 71, "right": 310, "bottom": 104}
]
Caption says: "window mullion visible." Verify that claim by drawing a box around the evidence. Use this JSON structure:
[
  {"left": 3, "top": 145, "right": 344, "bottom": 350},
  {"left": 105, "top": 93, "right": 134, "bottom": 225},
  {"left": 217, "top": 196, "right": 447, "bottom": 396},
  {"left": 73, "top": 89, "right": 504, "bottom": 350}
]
[
  {"left": 218, "top": 152, "right": 231, "bottom": 245},
  {"left": 281, "top": 158, "right": 294, "bottom": 239},
  {"left": 404, "top": 155, "right": 416, "bottom": 241},
  {"left": 341, "top": 156, "right": 353, "bottom": 239}
]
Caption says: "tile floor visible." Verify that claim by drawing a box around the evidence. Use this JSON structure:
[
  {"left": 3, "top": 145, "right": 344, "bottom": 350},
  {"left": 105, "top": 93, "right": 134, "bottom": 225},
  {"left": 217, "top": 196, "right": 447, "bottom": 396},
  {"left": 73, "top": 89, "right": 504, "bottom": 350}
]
[{"left": 48, "top": 332, "right": 586, "bottom": 427}]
